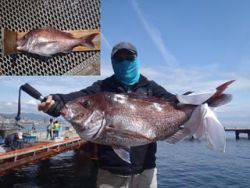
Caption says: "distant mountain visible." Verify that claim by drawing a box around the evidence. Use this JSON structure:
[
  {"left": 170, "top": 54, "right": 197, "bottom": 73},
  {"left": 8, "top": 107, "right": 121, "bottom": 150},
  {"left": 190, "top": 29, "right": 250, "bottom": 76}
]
[{"left": 0, "top": 113, "right": 53, "bottom": 121}]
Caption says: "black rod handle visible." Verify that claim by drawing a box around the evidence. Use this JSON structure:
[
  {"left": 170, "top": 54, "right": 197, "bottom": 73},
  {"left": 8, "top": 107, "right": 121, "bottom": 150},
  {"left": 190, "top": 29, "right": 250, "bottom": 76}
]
[{"left": 21, "top": 83, "right": 44, "bottom": 101}]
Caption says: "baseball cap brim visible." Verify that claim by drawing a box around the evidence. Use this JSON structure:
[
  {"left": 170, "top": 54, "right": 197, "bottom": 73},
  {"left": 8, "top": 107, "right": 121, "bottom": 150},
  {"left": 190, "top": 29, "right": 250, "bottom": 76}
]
[{"left": 111, "top": 42, "right": 137, "bottom": 58}]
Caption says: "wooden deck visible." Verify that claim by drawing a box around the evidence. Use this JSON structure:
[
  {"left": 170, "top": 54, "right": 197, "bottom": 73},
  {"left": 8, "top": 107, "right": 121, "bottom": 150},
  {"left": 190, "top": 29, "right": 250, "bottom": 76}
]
[{"left": 0, "top": 137, "right": 85, "bottom": 175}]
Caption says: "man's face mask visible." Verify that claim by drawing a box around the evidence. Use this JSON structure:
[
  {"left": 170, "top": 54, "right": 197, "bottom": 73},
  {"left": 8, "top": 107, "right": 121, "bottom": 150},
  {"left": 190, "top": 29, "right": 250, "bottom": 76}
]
[{"left": 112, "top": 51, "right": 140, "bottom": 86}]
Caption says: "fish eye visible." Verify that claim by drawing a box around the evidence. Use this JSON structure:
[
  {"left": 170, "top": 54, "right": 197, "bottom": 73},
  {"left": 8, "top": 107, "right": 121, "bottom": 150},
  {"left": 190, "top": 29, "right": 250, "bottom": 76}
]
[{"left": 82, "top": 100, "right": 91, "bottom": 108}]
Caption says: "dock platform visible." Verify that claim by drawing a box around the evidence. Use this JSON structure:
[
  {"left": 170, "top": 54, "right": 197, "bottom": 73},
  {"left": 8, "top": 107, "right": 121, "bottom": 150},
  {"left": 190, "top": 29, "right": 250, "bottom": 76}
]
[
  {"left": 0, "top": 137, "right": 85, "bottom": 175},
  {"left": 225, "top": 128, "right": 250, "bottom": 140}
]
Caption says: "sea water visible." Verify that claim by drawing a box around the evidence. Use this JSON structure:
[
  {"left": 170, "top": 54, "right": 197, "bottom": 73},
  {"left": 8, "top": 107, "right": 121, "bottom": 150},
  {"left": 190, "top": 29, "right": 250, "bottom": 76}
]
[{"left": 1, "top": 132, "right": 250, "bottom": 188}]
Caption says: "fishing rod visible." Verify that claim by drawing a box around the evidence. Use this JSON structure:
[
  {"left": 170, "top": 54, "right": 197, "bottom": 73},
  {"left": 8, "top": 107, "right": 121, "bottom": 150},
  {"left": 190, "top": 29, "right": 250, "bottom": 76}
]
[{"left": 15, "top": 83, "right": 44, "bottom": 127}]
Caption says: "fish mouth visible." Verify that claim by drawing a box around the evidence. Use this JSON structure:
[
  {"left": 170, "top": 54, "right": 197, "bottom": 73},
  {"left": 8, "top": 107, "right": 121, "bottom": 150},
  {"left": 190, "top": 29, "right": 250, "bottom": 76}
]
[
  {"left": 61, "top": 106, "right": 105, "bottom": 140},
  {"left": 16, "top": 40, "right": 23, "bottom": 50}
]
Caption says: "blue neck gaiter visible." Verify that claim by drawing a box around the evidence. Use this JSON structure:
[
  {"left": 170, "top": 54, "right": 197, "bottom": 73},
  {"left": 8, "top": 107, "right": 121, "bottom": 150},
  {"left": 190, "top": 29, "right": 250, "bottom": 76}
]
[{"left": 112, "top": 58, "right": 140, "bottom": 86}]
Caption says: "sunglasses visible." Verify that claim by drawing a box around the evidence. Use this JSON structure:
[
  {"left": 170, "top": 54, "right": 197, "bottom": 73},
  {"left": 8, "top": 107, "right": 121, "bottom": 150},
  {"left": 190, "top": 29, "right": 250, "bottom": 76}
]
[{"left": 112, "top": 50, "right": 137, "bottom": 62}]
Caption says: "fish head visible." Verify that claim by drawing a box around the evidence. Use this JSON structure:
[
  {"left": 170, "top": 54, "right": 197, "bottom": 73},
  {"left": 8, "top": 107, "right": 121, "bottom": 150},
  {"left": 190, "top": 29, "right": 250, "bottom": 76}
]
[
  {"left": 60, "top": 94, "right": 106, "bottom": 140},
  {"left": 61, "top": 96, "right": 95, "bottom": 121},
  {"left": 16, "top": 34, "right": 33, "bottom": 51}
]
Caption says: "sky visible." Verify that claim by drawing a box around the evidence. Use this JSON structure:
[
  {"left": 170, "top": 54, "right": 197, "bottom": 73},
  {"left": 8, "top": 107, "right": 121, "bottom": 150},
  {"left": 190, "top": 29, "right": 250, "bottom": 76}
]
[{"left": 0, "top": 0, "right": 250, "bottom": 127}]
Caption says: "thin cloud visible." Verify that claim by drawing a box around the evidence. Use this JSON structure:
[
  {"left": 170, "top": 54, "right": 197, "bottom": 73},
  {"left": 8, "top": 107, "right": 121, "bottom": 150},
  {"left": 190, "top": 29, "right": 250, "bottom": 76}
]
[
  {"left": 0, "top": 100, "right": 37, "bottom": 114},
  {"left": 130, "top": 0, "right": 178, "bottom": 67},
  {"left": 101, "top": 33, "right": 112, "bottom": 50}
]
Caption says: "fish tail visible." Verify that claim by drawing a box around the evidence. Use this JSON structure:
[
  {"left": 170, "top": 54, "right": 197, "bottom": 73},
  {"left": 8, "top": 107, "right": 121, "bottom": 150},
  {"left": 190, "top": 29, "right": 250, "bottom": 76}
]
[
  {"left": 175, "top": 81, "right": 232, "bottom": 152},
  {"left": 206, "top": 80, "right": 235, "bottom": 107},
  {"left": 80, "top": 33, "right": 98, "bottom": 48},
  {"left": 177, "top": 80, "right": 235, "bottom": 107}
]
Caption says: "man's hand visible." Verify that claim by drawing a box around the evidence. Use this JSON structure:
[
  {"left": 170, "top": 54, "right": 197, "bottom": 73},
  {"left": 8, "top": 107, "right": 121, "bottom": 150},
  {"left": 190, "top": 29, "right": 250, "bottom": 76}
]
[
  {"left": 37, "top": 95, "right": 64, "bottom": 117},
  {"left": 38, "top": 95, "right": 55, "bottom": 112}
]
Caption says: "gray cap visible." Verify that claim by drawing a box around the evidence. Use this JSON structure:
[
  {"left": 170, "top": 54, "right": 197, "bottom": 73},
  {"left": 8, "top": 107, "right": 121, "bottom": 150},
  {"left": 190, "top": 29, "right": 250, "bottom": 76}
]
[{"left": 111, "top": 42, "right": 137, "bottom": 58}]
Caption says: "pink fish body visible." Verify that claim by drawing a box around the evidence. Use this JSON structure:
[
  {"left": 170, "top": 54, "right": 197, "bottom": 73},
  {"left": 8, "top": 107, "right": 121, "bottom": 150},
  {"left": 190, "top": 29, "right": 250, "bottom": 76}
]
[
  {"left": 16, "top": 28, "right": 98, "bottom": 56},
  {"left": 61, "top": 81, "right": 234, "bottom": 163},
  {"left": 62, "top": 93, "right": 191, "bottom": 145}
]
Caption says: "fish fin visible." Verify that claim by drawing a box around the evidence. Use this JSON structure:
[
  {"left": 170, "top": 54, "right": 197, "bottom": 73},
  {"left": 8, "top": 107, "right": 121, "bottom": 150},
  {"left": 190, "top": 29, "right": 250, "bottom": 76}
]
[
  {"left": 215, "top": 80, "right": 235, "bottom": 95},
  {"left": 33, "top": 41, "right": 61, "bottom": 56},
  {"left": 105, "top": 126, "right": 154, "bottom": 142},
  {"left": 166, "top": 105, "right": 204, "bottom": 144},
  {"left": 35, "top": 41, "right": 58, "bottom": 47},
  {"left": 62, "top": 31, "right": 74, "bottom": 38},
  {"left": 165, "top": 128, "right": 190, "bottom": 144},
  {"left": 81, "top": 33, "right": 98, "bottom": 48},
  {"left": 207, "top": 94, "right": 232, "bottom": 107},
  {"left": 204, "top": 80, "right": 235, "bottom": 107},
  {"left": 127, "top": 92, "right": 175, "bottom": 104},
  {"left": 62, "top": 50, "right": 72, "bottom": 54},
  {"left": 113, "top": 147, "right": 131, "bottom": 164}
]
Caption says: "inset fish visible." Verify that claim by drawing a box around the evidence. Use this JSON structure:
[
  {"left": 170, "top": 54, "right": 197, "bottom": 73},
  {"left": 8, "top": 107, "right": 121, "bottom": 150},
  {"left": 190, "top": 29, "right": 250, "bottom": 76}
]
[
  {"left": 16, "top": 28, "right": 98, "bottom": 56},
  {"left": 61, "top": 81, "right": 234, "bottom": 163}
]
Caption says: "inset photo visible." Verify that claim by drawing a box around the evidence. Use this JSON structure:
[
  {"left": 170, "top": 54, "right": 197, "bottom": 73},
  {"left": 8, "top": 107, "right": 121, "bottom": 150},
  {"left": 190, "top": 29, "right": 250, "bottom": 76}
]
[{"left": 0, "top": 0, "right": 100, "bottom": 75}]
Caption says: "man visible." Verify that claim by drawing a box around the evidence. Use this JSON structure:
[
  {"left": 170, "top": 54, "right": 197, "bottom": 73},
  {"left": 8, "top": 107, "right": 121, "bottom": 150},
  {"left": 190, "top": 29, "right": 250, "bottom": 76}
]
[
  {"left": 47, "top": 118, "right": 53, "bottom": 140},
  {"left": 14, "top": 130, "right": 23, "bottom": 149},
  {"left": 38, "top": 42, "right": 176, "bottom": 188},
  {"left": 53, "top": 120, "right": 61, "bottom": 138}
]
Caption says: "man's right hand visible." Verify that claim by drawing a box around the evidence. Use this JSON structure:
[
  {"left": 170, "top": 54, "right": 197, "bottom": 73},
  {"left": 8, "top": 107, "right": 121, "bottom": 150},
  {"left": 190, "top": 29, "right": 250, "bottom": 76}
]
[
  {"left": 37, "top": 95, "right": 64, "bottom": 117},
  {"left": 38, "top": 95, "right": 55, "bottom": 113}
]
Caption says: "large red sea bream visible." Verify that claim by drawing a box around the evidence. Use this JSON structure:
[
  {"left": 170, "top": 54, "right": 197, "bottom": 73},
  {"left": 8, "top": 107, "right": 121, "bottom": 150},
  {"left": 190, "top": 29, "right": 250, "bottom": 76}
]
[{"left": 61, "top": 81, "right": 234, "bottom": 163}]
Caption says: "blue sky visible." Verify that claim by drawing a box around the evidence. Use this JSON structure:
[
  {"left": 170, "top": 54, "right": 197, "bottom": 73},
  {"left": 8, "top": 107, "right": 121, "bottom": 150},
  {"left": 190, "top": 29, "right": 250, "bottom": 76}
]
[{"left": 0, "top": 0, "right": 249, "bottom": 127}]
